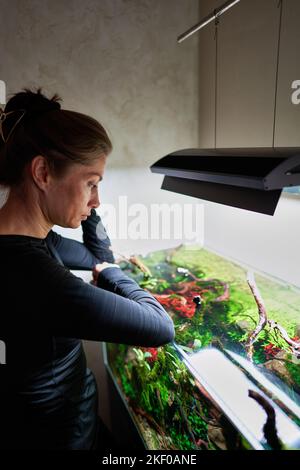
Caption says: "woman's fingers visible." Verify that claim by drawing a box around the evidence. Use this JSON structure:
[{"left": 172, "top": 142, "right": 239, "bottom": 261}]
[{"left": 93, "top": 262, "right": 120, "bottom": 280}]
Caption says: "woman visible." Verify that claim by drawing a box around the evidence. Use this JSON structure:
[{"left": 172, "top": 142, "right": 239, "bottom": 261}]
[{"left": 0, "top": 88, "right": 174, "bottom": 450}]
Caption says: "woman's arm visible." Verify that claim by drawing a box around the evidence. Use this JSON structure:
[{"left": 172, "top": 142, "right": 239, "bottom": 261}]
[
  {"left": 46, "top": 230, "right": 99, "bottom": 269},
  {"left": 45, "top": 209, "right": 115, "bottom": 269},
  {"left": 32, "top": 251, "right": 175, "bottom": 348}
]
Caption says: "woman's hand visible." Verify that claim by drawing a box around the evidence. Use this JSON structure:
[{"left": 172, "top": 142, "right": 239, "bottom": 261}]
[
  {"left": 82, "top": 209, "right": 115, "bottom": 263},
  {"left": 92, "top": 262, "right": 120, "bottom": 285}
]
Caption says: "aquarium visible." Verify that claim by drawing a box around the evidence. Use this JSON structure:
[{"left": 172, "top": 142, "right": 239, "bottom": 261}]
[{"left": 103, "top": 244, "right": 300, "bottom": 450}]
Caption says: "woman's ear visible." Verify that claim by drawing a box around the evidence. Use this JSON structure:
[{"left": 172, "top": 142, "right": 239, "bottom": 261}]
[{"left": 30, "top": 155, "right": 52, "bottom": 190}]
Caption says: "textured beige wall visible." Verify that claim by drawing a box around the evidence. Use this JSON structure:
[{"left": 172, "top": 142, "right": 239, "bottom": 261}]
[
  {"left": 198, "top": 0, "right": 300, "bottom": 148},
  {"left": 198, "top": 0, "right": 282, "bottom": 147},
  {"left": 0, "top": 0, "right": 199, "bottom": 167},
  {"left": 216, "top": 0, "right": 280, "bottom": 147},
  {"left": 275, "top": 0, "right": 300, "bottom": 146},
  {"left": 197, "top": 0, "right": 300, "bottom": 291}
]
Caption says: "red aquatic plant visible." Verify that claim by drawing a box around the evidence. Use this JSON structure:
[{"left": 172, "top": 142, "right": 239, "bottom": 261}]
[
  {"left": 153, "top": 293, "right": 197, "bottom": 318},
  {"left": 151, "top": 273, "right": 229, "bottom": 319},
  {"left": 263, "top": 343, "right": 281, "bottom": 360},
  {"left": 141, "top": 347, "right": 159, "bottom": 363},
  {"left": 291, "top": 336, "right": 300, "bottom": 342}
]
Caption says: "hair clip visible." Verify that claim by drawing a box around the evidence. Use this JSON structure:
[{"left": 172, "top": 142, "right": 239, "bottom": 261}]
[{"left": 0, "top": 108, "right": 26, "bottom": 143}]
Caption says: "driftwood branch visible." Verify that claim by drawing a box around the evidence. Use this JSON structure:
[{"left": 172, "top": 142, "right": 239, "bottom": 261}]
[
  {"left": 129, "top": 255, "right": 152, "bottom": 277},
  {"left": 246, "top": 270, "right": 300, "bottom": 360},
  {"left": 245, "top": 271, "right": 268, "bottom": 361},
  {"left": 111, "top": 247, "right": 152, "bottom": 277},
  {"left": 176, "top": 278, "right": 229, "bottom": 302},
  {"left": 165, "top": 244, "right": 184, "bottom": 263},
  {"left": 213, "top": 282, "right": 230, "bottom": 302},
  {"left": 177, "top": 401, "right": 198, "bottom": 448},
  {"left": 268, "top": 320, "right": 300, "bottom": 356}
]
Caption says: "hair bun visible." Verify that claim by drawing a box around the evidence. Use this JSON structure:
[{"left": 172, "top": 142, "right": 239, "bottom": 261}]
[{"left": 5, "top": 87, "right": 62, "bottom": 115}]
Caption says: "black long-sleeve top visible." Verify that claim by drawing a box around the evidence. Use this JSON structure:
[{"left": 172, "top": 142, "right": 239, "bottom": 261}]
[
  {"left": 0, "top": 234, "right": 174, "bottom": 378},
  {"left": 0, "top": 211, "right": 174, "bottom": 449}
]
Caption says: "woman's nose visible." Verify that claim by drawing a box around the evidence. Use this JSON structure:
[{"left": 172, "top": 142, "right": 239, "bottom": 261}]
[{"left": 91, "top": 191, "right": 100, "bottom": 208}]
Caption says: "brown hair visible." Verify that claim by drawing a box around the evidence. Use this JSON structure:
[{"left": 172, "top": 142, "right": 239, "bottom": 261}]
[{"left": 0, "top": 87, "right": 112, "bottom": 186}]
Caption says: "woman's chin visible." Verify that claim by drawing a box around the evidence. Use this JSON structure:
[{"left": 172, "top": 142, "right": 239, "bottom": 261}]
[
  {"left": 68, "top": 220, "right": 82, "bottom": 228},
  {"left": 62, "top": 217, "right": 85, "bottom": 228}
]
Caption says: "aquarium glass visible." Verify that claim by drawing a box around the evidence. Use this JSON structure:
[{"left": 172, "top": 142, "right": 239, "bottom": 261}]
[{"left": 104, "top": 245, "right": 300, "bottom": 450}]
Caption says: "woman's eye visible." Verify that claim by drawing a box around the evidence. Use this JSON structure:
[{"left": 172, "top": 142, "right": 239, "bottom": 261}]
[{"left": 88, "top": 182, "right": 98, "bottom": 189}]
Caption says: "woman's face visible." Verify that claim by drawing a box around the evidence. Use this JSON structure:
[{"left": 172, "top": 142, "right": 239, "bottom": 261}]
[{"left": 46, "top": 155, "right": 107, "bottom": 228}]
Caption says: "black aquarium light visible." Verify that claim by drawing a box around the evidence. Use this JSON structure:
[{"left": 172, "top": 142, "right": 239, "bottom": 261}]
[{"left": 150, "top": 148, "right": 300, "bottom": 216}]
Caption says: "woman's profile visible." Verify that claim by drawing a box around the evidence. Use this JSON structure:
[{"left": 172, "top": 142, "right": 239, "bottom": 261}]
[{"left": 0, "top": 88, "right": 174, "bottom": 450}]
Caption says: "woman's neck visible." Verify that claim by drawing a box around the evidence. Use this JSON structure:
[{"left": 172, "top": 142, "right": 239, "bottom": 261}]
[{"left": 0, "top": 188, "right": 52, "bottom": 238}]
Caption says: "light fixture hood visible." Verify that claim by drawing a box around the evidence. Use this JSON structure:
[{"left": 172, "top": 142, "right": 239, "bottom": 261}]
[{"left": 150, "top": 148, "right": 300, "bottom": 215}]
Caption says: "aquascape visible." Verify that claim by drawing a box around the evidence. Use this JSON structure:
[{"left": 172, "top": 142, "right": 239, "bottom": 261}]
[{"left": 105, "top": 245, "right": 300, "bottom": 451}]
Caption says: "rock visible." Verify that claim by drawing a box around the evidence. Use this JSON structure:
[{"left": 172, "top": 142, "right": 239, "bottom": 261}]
[
  {"left": 236, "top": 320, "right": 253, "bottom": 333},
  {"left": 274, "top": 349, "right": 300, "bottom": 365},
  {"left": 207, "top": 424, "right": 227, "bottom": 450},
  {"left": 274, "top": 350, "right": 289, "bottom": 361},
  {"left": 264, "top": 358, "right": 293, "bottom": 386},
  {"left": 135, "top": 414, "right": 160, "bottom": 450},
  {"left": 125, "top": 348, "right": 138, "bottom": 364}
]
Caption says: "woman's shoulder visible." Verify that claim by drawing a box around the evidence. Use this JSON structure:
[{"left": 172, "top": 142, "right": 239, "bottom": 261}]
[
  {"left": 0, "top": 234, "right": 75, "bottom": 285},
  {"left": 0, "top": 234, "right": 48, "bottom": 246}
]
